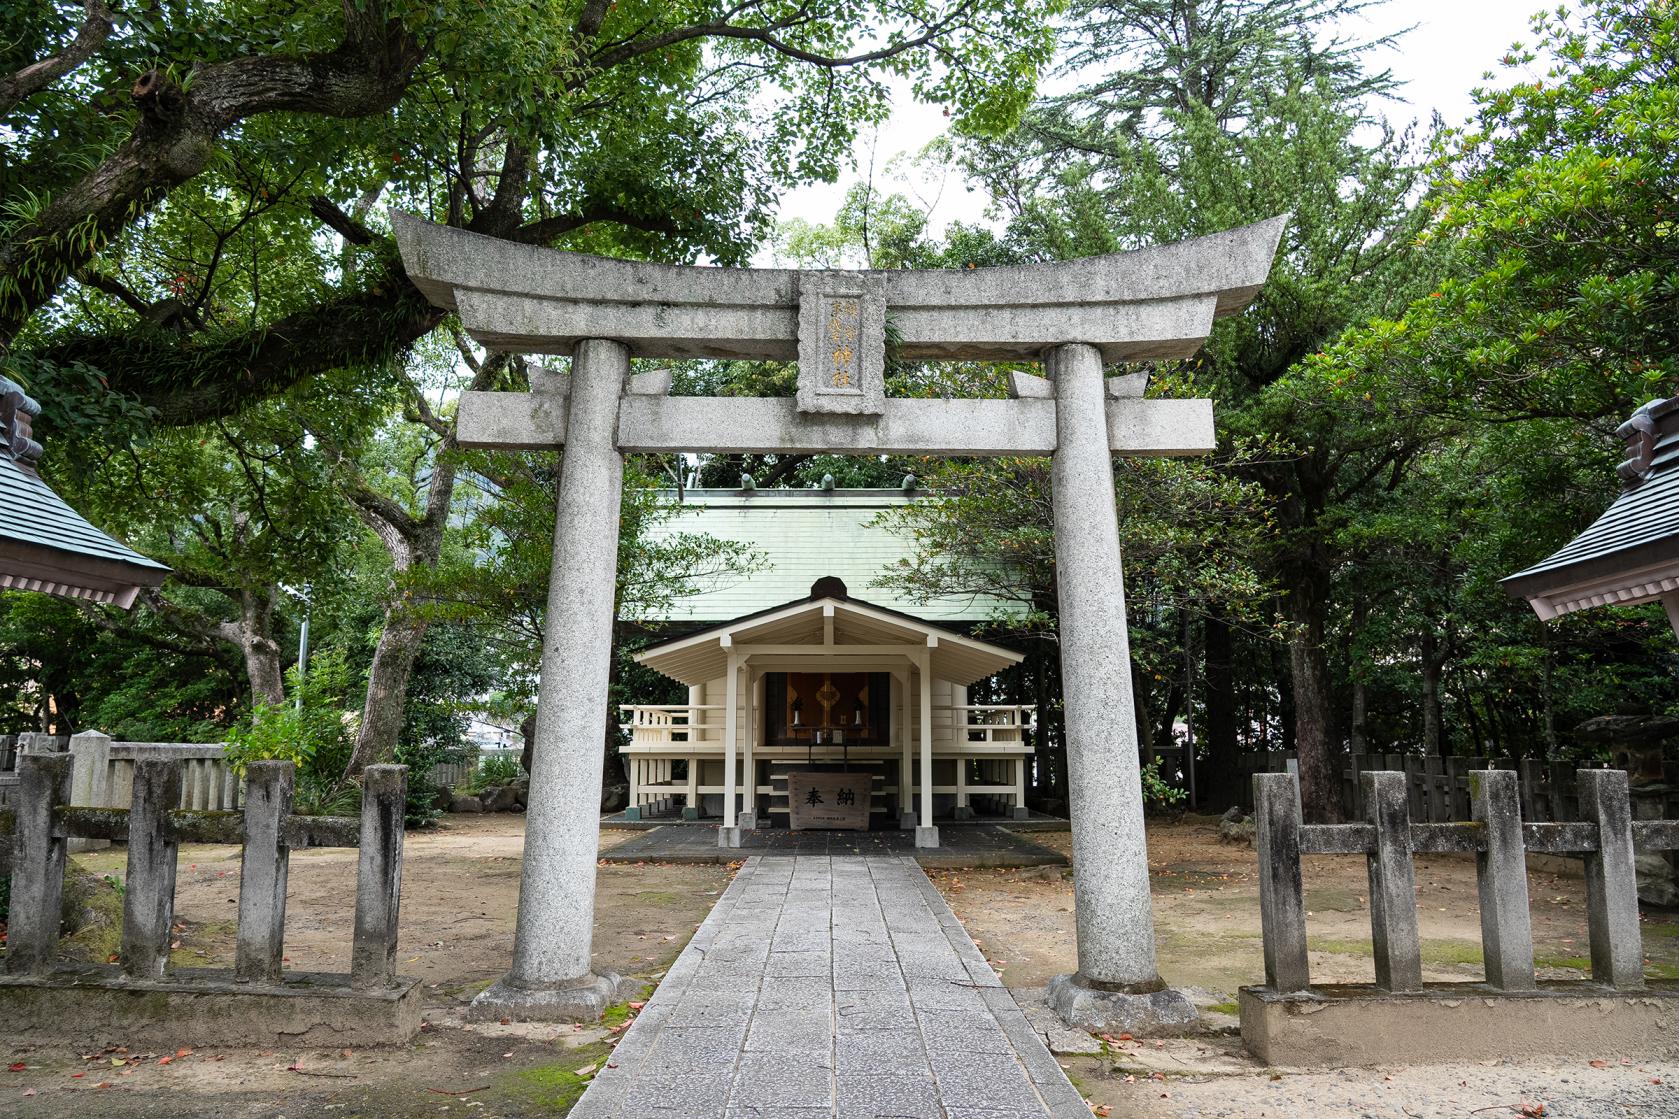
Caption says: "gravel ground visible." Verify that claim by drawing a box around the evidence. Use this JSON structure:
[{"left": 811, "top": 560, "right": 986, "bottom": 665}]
[{"left": 1066, "top": 1039, "right": 1679, "bottom": 1118}]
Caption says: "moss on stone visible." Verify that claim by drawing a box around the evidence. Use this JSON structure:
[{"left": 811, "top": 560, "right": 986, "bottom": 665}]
[
  {"left": 502, "top": 1041, "right": 615, "bottom": 1113},
  {"left": 1306, "top": 936, "right": 1484, "bottom": 968}
]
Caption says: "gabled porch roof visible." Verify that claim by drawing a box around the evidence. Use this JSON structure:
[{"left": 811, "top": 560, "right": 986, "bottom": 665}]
[{"left": 636, "top": 577, "right": 1022, "bottom": 688}]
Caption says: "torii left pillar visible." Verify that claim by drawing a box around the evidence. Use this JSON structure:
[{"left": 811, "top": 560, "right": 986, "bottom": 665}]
[{"left": 469, "top": 338, "right": 638, "bottom": 1020}]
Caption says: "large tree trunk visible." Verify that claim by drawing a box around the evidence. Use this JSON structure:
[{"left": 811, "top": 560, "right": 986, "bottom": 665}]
[
  {"left": 1420, "top": 628, "right": 1444, "bottom": 755},
  {"left": 217, "top": 588, "right": 284, "bottom": 706},
  {"left": 1200, "top": 615, "right": 1243, "bottom": 808},
  {"left": 1285, "top": 568, "right": 1342, "bottom": 822},
  {"left": 1130, "top": 658, "right": 1157, "bottom": 760},
  {"left": 347, "top": 612, "right": 428, "bottom": 772}
]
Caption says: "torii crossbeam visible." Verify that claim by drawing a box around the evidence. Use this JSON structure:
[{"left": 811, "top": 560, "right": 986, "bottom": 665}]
[{"left": 394, "top": 211, "right": 1286, "bottom": 1031}]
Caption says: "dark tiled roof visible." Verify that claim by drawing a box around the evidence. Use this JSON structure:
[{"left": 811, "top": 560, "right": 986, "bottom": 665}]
[
  {"left": 1503, "top": 398, "right": 1679, "bottom": 602},
  {"left": 0, "top": 377, "right": 168, "bottom": 606}
]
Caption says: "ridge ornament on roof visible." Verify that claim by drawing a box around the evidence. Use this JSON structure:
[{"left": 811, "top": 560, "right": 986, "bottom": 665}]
[
  {"left": 1504, "top": 396, "right": 1679, "bottom": 637},
  {"left": 393, "top": 212, "right": 1287, "bottom": 1033}
]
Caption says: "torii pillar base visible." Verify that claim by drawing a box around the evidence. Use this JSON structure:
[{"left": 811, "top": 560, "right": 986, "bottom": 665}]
[
  {"left": 467, "top": 972, "right": 642, "bottom": 1024},
  {"left": 1045, "top": 973, "right": 1198, "bottom": 1035}
]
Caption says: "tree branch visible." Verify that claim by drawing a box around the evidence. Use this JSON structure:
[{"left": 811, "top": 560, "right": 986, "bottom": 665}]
[{"left": 0, "top": 0, "right": 114, "bottom": 116}]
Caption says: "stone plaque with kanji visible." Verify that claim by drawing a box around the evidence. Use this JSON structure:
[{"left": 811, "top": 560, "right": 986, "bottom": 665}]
[
  {"left": 796, "top": 272, "right": 885, "bottom": 415},
  {"left": 787, "top": 771, "right": 871, "bottom": 831}
]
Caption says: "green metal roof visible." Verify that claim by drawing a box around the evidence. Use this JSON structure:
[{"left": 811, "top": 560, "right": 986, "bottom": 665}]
[{"left": 639, "top": 488, "right": 1021, "bottom": 624}]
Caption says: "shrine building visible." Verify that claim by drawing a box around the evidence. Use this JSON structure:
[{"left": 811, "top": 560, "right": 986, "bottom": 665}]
[{"left": 618, "top": 482, "right": 1035, "bottom": 830}]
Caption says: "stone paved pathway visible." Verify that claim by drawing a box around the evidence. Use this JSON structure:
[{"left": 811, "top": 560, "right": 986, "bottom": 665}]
[{"left": 572, "top": 856, "right": 1091, "bottom": 1119}]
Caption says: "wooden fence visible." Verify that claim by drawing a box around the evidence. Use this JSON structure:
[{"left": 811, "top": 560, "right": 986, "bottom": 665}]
[{"left": 1157, "top": 747, "right": 1679, "bottom": 823}]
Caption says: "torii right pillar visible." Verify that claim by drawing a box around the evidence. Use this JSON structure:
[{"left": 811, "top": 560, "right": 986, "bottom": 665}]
[{"left": 1043, "top": 340, "right": 1198, "bottom": 1032}]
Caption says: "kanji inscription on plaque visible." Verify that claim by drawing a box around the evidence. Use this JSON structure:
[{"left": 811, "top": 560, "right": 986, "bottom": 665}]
[
  {"left": 787, "top": 771, "right": 871, "bottom": 830},
  {"left": 797, "top": 272, "right": 885, "bottom": 415}
]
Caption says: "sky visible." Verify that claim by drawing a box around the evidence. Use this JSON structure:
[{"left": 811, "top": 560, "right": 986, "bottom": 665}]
[{"left": 770, "top": 0, "right": 1549, "bottom": 243}]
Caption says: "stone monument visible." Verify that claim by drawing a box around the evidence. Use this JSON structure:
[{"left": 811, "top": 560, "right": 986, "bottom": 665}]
[{"left": 393, "top": 211, "right": 1286, "bottom": 1027}]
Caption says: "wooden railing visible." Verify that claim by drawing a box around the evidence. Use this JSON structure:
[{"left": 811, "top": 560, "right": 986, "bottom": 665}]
[{"left": 618, "top": 703, "right": 1036, "bottom": 750}]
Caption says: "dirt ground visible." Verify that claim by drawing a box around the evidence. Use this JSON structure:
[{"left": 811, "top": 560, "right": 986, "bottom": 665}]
[
  {"left": 3, "top": 816, "right": 734, "bottom": 1118},
  {"left": 5, "top": 813, "right": 1679, "bottom": 1117},
  {"left": 933, "top": 814, "right": 1679, "bottom": 1118}
]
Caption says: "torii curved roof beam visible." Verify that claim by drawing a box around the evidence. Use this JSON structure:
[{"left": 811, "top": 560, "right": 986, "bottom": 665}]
[{"left": 392, "top": 212, "right": 1287, "bottom": 364}]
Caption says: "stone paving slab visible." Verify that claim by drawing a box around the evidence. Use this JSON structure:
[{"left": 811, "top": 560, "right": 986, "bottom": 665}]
[{"left": 571, "top": 855, "right": 1090, "bottom": 1119}]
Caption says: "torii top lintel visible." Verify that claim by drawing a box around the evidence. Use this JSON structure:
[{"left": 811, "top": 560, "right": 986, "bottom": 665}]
[
  {"left": 392, "top": 212, "right": 1286, "bottom": 366},
  {"left": 392, "top": 212, "right": 1285, "bottom": 458}
]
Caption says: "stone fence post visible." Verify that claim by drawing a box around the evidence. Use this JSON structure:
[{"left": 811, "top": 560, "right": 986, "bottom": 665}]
[
  {"left": 1470, "top": 769, "right": 1535, "bottom": 991},
  {"left": 68, "top": 731, "right": 113, "bottom": 853},
  {"left": 1362, "top": 770, "right": 1422, "bottom": 992},
  {"left": 5, "top": 753, "right": 72, "bottom": 975},
  {"left": 121, "top": 758, "right": 182, "bottom": 979},
  {"left": 235, "top": 761, "right": 294, "bottom": 983},
  {"left": 1579, "top": 768, "right": 1643, "bottom": 989},
  {"left": 352, "top": 765, "right": 407, "bottom": 990},
  {"left": 1253, "top": 772, "right": 1310, "bottom": 994}
]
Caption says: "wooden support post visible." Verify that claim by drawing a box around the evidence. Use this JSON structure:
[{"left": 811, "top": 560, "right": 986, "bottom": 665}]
[
  {"left": 1470, "top": 768, "right": 1535, "bottom": 991},
  {"left": 955, "top": 757, "right": 972, "bottom": 820},
  {"left": 122, "top": 758, "right": 183, "bottom": 979},
  {"left": 352, "top": 764, "right": 408, "bottom": 990},
  {"left": 897, "top": 670, "right": 913, "bottom": 828},
  {"left": 917, "top": 657, "right": 936, "bottom": 846},
  {"left": 684, "top": 752, "right": 700, "bottom": 820},
  {"left": 6, "top": 753, "right": 72, "bottom": 975},
  {"left": 235, "top": 761, "right": 294, "bottom": 984},
  {"left": 741, "top": 667, "right": 757, "bottom": 828},
  {"left": 1578, "top": 768, "right": 1644, "bottom": 990},
  {"left": 1253, "top": 772, "right": 1310, "bottom": 994},
  {"left": 721, "top": 651, "right": 739, "bottom": 838},
  {"left": 1362, "top": 770, "right": 1422, "bottom": 992}
]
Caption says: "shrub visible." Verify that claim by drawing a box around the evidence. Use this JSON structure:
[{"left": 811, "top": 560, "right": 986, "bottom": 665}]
[
  {"left": 469, "top": 753, "right": 525, "bottom": 793},
  {"left": 1141, "top": 759, "right": 1188, "bottom": 812},
  {"left": 225, "top": 648, "right": 359, "bottom": 815}
]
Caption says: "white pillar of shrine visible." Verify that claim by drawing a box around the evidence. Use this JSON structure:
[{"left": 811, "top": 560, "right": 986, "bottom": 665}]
[
  {"left": 896, "top": 669, "right": 914, "bottom": 829},
  {"left": 471, "top": 338, "right": 633, "bottom": 1021},
  {"left": 1042, "top": 342, "right": 1196, "bottom": 1030},
  {"left": 916, "top": 654, "right": 937, "bottom": 847},
  {"left": 719, "top": 649, "right": 741, "bottom": 847}
]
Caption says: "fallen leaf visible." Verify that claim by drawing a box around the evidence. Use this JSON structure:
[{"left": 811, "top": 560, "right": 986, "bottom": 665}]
[{"left": 7, "top": 1063, "right": 25, "bottom": 1072}]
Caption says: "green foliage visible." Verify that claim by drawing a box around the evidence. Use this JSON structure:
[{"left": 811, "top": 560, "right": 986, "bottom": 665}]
[
  {"left": 1140, "top": 760, "right": 1187, "bottom": 811},
  {"left": 1319, "top": 0, "right": 1678, "bottom": 422},
  {"left": 224, "top": 648, "right": 359, "bottom": 814},
  {"left": 469, "top": 754, "right": 524, "bottom": 793}
]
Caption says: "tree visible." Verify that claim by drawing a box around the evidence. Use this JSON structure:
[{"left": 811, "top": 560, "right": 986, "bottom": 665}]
[
  {"left": 954, "top": 0, "right": 1431, "bottom": 818},
  {"left": 4, "top": 0, "right": 1057, "bottom": 426},
  {"left": 1304, "top": 0, "right": 1679, "bottom": 760}
]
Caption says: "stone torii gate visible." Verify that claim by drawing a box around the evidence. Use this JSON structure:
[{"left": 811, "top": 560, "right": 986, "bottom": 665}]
[{"left": 393, "top": 212, "right": 1285, "bottom": 1028}]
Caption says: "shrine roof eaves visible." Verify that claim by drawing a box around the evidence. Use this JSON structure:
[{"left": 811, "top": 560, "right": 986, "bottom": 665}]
[{"left": 1503, "top": 397, "right": 1679, "bottom": 621}]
